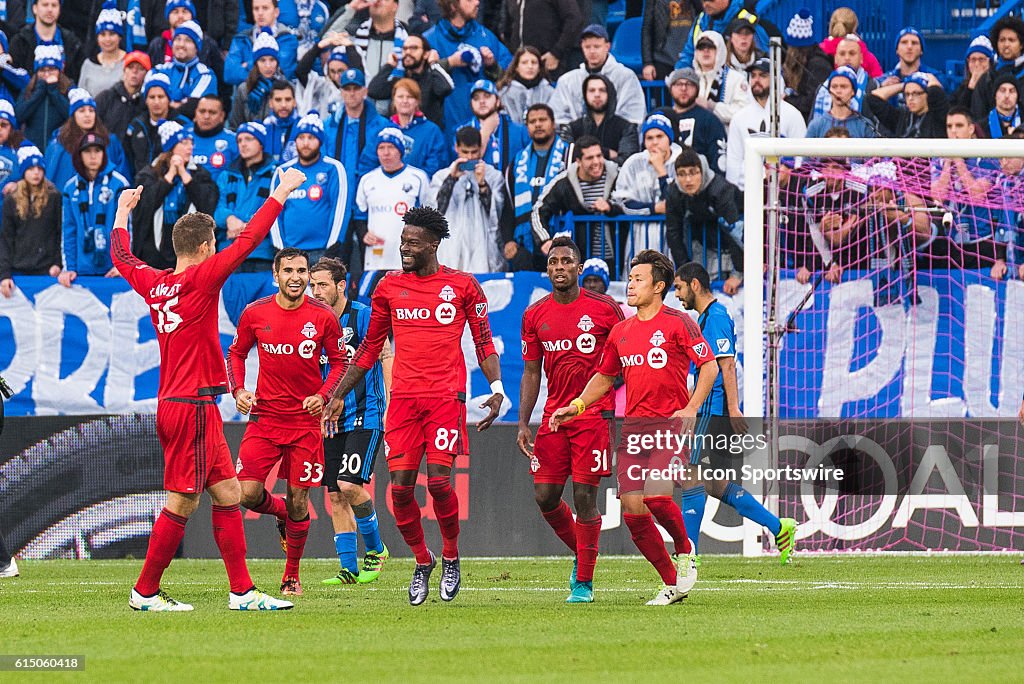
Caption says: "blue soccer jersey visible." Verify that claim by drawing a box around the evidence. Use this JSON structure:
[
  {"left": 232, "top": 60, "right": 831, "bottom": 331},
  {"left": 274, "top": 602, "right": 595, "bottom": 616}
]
[
  {"left": 697, "top": 299, "right": 735, "bottom": 417},
  {"left": 322, "top": 299, "right": 387, "bottom": 432}
]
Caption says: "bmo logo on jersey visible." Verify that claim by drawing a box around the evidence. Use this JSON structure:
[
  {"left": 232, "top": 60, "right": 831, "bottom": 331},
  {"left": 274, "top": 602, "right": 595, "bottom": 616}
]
[
  {"left": 647, "top": 330, "right": 667, "bottom": 369},
  {"left": 260, "top": 339, "right": 318, "bottom": 358},
  {"left": 395, "top": 308, "right": 431, "bottom": 320},
  {"left": 435, "top": 285, "right": 457, "bottom": 324}
]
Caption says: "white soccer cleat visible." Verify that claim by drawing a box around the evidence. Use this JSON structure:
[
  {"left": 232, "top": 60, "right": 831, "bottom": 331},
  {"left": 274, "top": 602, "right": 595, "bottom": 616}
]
[
  {"left": 645, "top": 584, "right": 686, "bottom": 605},
  {"left": 0, "top": 558, "right": 19, "bottom": 578},
  {"left": 673, "top": 550, "right": 698, "bottom": 596},
  {"left": 129, "top": 588, "right": 194, "bottom": 612},
  {"left": 229, "top": 588, "right": 294, "bottom": 611}
]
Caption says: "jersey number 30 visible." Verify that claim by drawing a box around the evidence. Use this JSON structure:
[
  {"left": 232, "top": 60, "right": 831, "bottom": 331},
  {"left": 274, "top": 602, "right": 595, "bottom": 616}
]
[{"left": 151, "top": 297, "right": 183, "bottom": 333}]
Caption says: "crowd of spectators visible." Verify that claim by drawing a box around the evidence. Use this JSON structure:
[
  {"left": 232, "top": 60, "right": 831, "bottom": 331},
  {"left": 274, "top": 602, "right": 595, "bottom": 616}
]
[{"left": 1, "top": 0, "right": 1023, "bottom": 299}]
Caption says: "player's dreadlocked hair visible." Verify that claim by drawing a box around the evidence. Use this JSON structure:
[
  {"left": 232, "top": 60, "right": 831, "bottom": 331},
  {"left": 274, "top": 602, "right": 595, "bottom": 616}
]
[
  {"left": 631, "top": 249, "right": 675, "bottom": 300},
  {"left": 403, "top": 206, "right": 450, "bottom": 240},
  {"left": 310, "top": 257, "right": 347, "bottom": 284},
  {"left": 548, "top": 236, "right": 581, "bottom": 263}
]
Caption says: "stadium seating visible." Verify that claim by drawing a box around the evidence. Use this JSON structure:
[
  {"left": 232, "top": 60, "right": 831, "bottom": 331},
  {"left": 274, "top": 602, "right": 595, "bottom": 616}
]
[{"left": 610, "top": 17, "right": 644, "bottom": 74}]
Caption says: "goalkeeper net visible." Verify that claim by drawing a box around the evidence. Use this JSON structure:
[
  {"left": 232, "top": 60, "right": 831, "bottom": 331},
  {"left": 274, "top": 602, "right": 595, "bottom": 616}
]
[{"left": 742, "top": 137, "right": 1024, "bottom": 554}]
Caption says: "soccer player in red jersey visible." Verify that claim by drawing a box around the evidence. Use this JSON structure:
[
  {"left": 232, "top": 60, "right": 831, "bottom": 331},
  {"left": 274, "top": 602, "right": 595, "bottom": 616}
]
[
  {"left": 323, "top": 207, "right": 504, "bottom": 606},
  {"left": 550, "top": 250, "right": 720, "bottom": 605},
  {"left": 110, "top": 167, "right": 308, "bottom": 612},
  {"left": 518, "top": 236, "right": 624, "bottom": 604},
  {"left": 227, "top": 248, "right": 347, "bottom": 597}
]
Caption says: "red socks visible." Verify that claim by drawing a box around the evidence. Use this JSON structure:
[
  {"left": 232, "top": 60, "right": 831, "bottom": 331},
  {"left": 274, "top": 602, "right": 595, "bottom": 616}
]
[
  {"left": 644, "top": 496, "right": 692, "bottom": 555},
  {"left": 624, "top": 512, "right": 676, "bottom": 585},
  {"left": 211, "top": 503, "right": 254, "bottom": 594},
  {"left": 283, "top": 515, "right": 310, "bottom": 579},
  {"left": 427, "top": 476, "right": 460, "bottom": 560},
  {"left": 135, "top": 508, "right": 188, "bottom": 596},
  {"left": 541, "top": 500, "right": 578, "bottom": 553},
  {"left": 251, "top": 488, "right": 287, "bottom": 521},
  {"left": 575, "top": 516, "right": 602, "bottom": 583},
  {"left": 391, "top": 485, "right": 432, "bottom": 565}
]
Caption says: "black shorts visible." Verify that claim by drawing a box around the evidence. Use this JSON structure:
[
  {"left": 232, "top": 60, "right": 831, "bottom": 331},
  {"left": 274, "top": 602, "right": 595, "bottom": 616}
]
[
  {"left": 690, "top": 414, "right": 736, "bottom": 467},
  {"left": 323, "top": 429, "right": 384, "bottom": 489}
]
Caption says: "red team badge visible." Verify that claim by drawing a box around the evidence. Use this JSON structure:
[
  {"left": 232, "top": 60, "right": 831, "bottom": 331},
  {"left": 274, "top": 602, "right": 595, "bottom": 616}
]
[
  {"left": 394, "top": 201, "right": 408, "bottom": 215},
  {"left": 211, "top": 152, "right": 225, "bottom": 168},
  {"left": 308, "top": 184, "right": 323, "bottom": 201}
]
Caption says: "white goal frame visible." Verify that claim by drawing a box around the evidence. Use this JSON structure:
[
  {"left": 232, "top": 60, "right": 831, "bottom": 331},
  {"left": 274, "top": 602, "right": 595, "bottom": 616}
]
[{"left": 738, "top": 137, "right": 1024, "bottom": 556}]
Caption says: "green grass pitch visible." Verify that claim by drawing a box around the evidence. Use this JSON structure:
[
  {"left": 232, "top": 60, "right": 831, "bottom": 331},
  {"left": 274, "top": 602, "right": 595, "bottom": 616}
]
[{"left": 2, "top": 555, "right": 1022, "bottom": 682}]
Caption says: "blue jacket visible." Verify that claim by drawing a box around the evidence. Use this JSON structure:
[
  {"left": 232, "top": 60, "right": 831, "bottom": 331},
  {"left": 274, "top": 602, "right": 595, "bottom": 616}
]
[
  {"left": 262, "top": 111, "right": 300, "bottom": 163},
  {"left": 15, "top": 82, "right": 69, "bottom": 151},
  {"left": 677, "top": 0, "right": 769, "bottom": 69},
  {"left": 458, "top": 113, "right": 529, "bottom": 171},
  {"left": 44, "top": 131, "right": 131, "bottom": 190},
  {"left": 225, "top": 25, "right": 299, "bottom": 84},
  {"left": 0, "top": 145, "right": 18, "bottom": 188},
  {"left": 153, "top": 57, "right": 218, "bottom": 102},
  {"left": 61, "top": 164, "right": 131, "bottom": 275},
  {"left": 364, "top": 114, "right": 450, "bottom": 178},
  {"left": 192, "top": 126, "right": 239, "bottom": 180},
  {"left": 270, "top": 154, "right": 348, "bottom": 250},
  {"left": 214, "top": 154, "right": 277, "bottom": 261},
  {"left": 0, "top": 61, "right": 30, "bottom": 102},
  {"left": 423, "top": 19, "right": 512, "bottom": 133}
]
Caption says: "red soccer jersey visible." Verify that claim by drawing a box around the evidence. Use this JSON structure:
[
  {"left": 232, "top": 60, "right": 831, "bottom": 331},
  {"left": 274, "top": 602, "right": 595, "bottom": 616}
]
[
  {"left": 521, "top": 289, "right": 624, "bottom": 419},
  {"left": 227, "top": 295, "right": 347, "bottom": 428},
  {"left": 352, "top": 267, "right": 497, "bottom": 399},
  {"left": 597, "top": 305, "right": 715, "bottom": 417},
  {"left": 111, "top": 198, "right": 284, "bottom": 400}
]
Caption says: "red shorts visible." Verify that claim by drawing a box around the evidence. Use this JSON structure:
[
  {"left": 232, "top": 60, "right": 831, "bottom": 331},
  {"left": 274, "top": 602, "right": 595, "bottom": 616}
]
[
  {"left": 384, "top": 396, "right": 468, "bottom": 472},
  {"left": 237, "top": 417, "right": 324, "bottom": 488},
  {"left": 615, "top": 418, "right": 689, "bottom": 495},
  {"left": 533, "top": 414, "right": 613, "bottom": 487},
  {"left": 157, "top": 398, "right": 237, "bottom": 494}
]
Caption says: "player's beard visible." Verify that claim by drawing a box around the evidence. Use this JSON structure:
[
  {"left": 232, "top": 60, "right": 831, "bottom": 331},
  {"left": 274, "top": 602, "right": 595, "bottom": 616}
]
[{"left": 279, "top": 280, "right": 307, "bottom": 302}]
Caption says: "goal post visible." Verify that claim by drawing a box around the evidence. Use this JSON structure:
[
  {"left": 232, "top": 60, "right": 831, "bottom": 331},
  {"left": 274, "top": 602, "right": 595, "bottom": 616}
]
[{"left": 739, "top": 136, "right": 1024, "bottom": 557}]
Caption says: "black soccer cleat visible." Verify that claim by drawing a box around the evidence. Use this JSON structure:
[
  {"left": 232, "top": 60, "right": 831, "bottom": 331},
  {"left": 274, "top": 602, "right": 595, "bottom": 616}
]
[
  {"left": 439, "top": 556, "right": 461, "bottom": 602},
  {"left": 409, "top": 551, "right": 436, "bottom": 606}
]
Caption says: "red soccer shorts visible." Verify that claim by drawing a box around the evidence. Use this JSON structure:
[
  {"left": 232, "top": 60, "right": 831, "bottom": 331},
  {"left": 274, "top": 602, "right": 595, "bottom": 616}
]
[
  {"left": 157, "top": 398, "right": 237, "bottom": 494},
  {"left": 236, "top": 418, "right": 324, "bottom": 488},
  {"left": 615, "top": 417, "right": 689, "bottom": 495},
  {"left": 533, "top": 415, "right": 613, "bottom": 487},
  {"left": 384, "top": 396, "right": 468, "bottom": 472}
]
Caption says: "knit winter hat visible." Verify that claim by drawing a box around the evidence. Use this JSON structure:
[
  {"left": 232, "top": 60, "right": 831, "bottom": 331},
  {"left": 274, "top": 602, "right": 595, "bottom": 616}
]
[
  {"left": 142, "top": 72, "right": 172, "bottom": 97},
  {"left": 895, "top": 26, "right": 924, "bottom": 53},
  {"left": 0, "top": 98, "right": 16, "bottom": 127},
  {"left": 294, "top": 112, "right": 325, "bottom": 145},
  {"left": 966, "top": 35, "right": 994, "bottom": 61},
  {"left": 173, "top": 20, "right": 203, "bottom": 52},
  {"left": 376, "top": 127, "right": 406, "bottom": 157},
  {"left": 328, "top": 48, "right": 349, "bottom": 66},
  {"left": 903, "top": 71, "right": 930, "bottom": 93},
  {"left": 786, "top": 8, "right": 816, "bottom": 48},
  {"left": 34, "top": 44, "right": 64, "bottom": 70},
  {"left": 580, "top": 258, "right": 610, "bottom": 289},
  {"left": 17, "top": 144, "right": 45, "bottom": 178},
  {"left": 164, "top": 0, "right": 196, "bottom": 20},
  {"left": 236, "top": 121, "right": 268, "bottom": 148},
  {"left": 158, "top": 119, "right": 192, "bottom": 152},
  {"left": 69, "top": 88, "right": 97, "bottom": 117},
  {"left": 96, "top": 0, "right": 124, "bottom": 35},
  {"left": 828, "top": 65, "right": 858, "bottom": 88},
  {"left": 641, "top": 113, "right": 674, "bottom": 142},
  {"left": 252, "top": 27, "right": 279, "bottom": 62}
]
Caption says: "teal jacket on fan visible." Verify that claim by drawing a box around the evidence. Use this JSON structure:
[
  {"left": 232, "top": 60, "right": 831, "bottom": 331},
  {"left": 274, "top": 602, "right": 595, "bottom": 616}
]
[
  {"left": 61, "top": 164, "right": 131, "bottom": 275},
  {"left": 214, "top": 155, "right": 278, "bottom": 262}
]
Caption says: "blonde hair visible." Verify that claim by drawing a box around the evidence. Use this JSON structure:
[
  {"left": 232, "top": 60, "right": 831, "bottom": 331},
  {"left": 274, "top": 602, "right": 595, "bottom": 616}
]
[
  {"left": 828, "top": 7, "right": 858, "bottom": 39},
  {"left": 13, "top": 177, "right": 54, "bottom": 220}
]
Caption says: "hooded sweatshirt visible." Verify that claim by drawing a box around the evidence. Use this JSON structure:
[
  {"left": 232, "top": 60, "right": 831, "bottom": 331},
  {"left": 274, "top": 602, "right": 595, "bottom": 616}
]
[
  {"left": 549, "top": 53, "right": 646, "bottom": 125},
  {"left": 692, "top": 30, "right": 751, "bottom": 126},
  {"left": 561, "top": 74, "right": 639, "bottom": 162}
]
